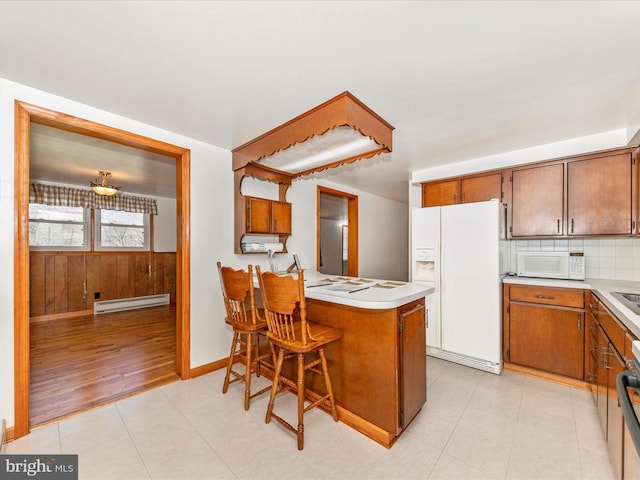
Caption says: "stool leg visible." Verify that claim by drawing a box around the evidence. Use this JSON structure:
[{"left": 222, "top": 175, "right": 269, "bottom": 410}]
[
  {"left": 266, "top": 348, "right": 285, "bottom": 424},
  {"left": 254, "top": 333, "right": 262, "bottom": 378},
  {"left": 297, "top": 352, "right": 305, "bottom": 450},
  {"left": 244, "top": 332, "right": 252, "bottom": 411},
  {"left": 222, "top": 332, "right": 239, "bottom": 394},
  {"left": 319, "top": 348, "right": 339, "bottom": 422}
]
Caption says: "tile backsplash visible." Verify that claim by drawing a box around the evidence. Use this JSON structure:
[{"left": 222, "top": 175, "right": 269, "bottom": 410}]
[{"left": 508, "top": 238, "right": 640, "bottom": 281}]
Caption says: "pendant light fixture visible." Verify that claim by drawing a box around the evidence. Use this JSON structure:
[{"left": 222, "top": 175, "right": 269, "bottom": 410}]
[{"left": 91, "top": 170, "right": 120, "bottom": 196}]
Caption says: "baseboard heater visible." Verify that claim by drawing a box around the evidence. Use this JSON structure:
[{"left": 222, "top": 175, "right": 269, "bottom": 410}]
[{"left": 94, "top": 293, "right": 170, "bottom": 314}]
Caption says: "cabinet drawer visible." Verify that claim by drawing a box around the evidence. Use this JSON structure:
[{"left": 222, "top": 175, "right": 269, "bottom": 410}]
[
  {"left": 509, "top": 285, "right": 585, "bottom": 308},
  {"left": 598, "top": 304, "right": 626, "bottom": 356}
]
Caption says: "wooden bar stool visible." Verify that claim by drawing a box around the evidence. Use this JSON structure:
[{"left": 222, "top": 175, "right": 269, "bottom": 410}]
[
  {"left": 217, "top": 262, "right": 274, "bottom": 410},
  {"left": 255, "top": 266, "right": 342, "bottom": 450}
]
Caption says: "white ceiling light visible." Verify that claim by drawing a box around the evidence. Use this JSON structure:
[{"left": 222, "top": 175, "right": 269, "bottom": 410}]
[
  {"left": 91, "top": 170, "right": 120, "bottom": 196},
  {"left": 256, "top": 126, "right": 381, "bottom": 174}
]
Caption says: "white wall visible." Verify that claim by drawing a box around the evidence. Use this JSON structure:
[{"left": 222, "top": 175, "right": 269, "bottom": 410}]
[
  {"left": 0, "top": 78, "right": 409, "bottom": 428},
  {"left": 285, "top": 177, "right": 409, "bottom": 282},
  {"left": 239, "top": 175, "right": 409, "bottom": 281},
  {"left": 154, "top": 196, "right": 176, "bottom": 252},
  {"left": 0, "top": 78, "right": 233, "bottom": 427},
  {"left": 411, "top": 129, "right": 629, "bottom": 187}
]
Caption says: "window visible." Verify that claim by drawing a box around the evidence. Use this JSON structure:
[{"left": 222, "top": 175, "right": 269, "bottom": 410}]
[
  {"left": 29, "top": 204, "right": 89, "bottom": 250},
  {"left": 95, "top": 209, "right": 149, "bottom": 250}
]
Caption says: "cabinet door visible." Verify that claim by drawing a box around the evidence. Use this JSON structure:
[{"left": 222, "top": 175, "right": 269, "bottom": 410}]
[
  {"left": 607, "top": 344, "right": 625, "bottom": 480},
  {"left": 460, "top": 173, "right": 502, "bottom": 204},
  {"left": 597, "top": 326, "right": 609, "bottom": 435},
  {"left": 511, "top": 163, "right": 564, "bottom": 237},
  {"left": 245, "top": 197, "right": 271, "bottom": 233},
  {"left": 271, "top": 201, "right": 291, "bottom": 234},
  {"left": 567, "top": 153, "right": 633, "bottom": 235},
  {"left": 422, "top": 179, "right": 459, "bottom": 207},
  {"left": 509, "top": 303, "right": 584, "bottom": 379},
  {"left": 399, "top": 303, "right": 426, "bottom": 431}
]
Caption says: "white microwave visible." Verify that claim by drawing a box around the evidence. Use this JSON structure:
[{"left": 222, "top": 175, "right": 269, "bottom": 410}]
[{"left": 517, "top": 251, "right": 585, "bottom": 280}]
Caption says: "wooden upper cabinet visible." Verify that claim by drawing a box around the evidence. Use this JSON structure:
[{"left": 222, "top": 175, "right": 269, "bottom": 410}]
[
  {"left": 460, "top": 172, "right": 502, "bottom": 204},
  {"left": 511, "top": 163, "right": 564, "bottom": 237},
  {"left": 246, "top": 197, "right": 272, "bottom": 233},
  {"left": 422, "top": 172, "right": 503, "bottom": 207},
  {"left": 245, "top": 197, "right": 292, "bottom": 235},
  {"left": 271, "top": 200, "right": 292, "bottom": 234},
  {"left": 567, "top": 153, "right": 633, "bottom": 235},
  {"left": 422, "top": 179, "right": 459, "bottom": 207}
]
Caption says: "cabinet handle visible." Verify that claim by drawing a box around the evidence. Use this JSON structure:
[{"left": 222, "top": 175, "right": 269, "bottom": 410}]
[
  {"left": 534, "top": 295, "right": 555, "bottom": 299},
  {"left": 557, "top": 219, "right": 560, "bottom": 234},
  {"left": 634, "top": 220, "right": 637, "bottom": 232},
  {"left": 461, "top": 193, "right": 465, "bottom": 203},
  {"left": 571, "top": 218, "right": 574, "bottom": 233},
  {"left": 577, "top": 314, "right": 581, "bottom": 331},
  {"left": 453, "top": 193, "right": 457, "bottom": 204},
  {"left": 588, "top": 303, "right": 598, "bottom": 309}
]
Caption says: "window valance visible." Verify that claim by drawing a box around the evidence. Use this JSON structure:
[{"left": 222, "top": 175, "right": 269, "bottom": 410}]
[{"left": 29, "top": 183, "right": 158, "bottom": 215}]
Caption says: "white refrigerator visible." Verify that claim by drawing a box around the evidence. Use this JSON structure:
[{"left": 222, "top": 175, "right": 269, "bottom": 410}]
[{"left": 411, "top": 199, "right": 506, "bottom": 374}]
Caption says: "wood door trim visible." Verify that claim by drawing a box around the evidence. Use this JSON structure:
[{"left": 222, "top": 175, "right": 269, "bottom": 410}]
[
  {"left": 14, "top": 101, "right": 191, "bottom": 438},
  {"left": 316, "top": 186, "right": 358, "bottom": 276}
]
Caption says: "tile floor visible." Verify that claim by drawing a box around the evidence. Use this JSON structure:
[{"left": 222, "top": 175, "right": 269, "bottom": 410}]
[{"left": 6, "top": 357, "right": 615, "bottom": 479}]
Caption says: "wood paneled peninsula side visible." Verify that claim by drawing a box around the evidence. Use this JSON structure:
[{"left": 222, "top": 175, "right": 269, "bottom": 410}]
[{"left": 265, "top": 271, "right": 433, "bottom": 448}]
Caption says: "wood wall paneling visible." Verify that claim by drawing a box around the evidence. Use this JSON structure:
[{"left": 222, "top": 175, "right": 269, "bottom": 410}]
[
  {"left": 86, "top": 255, "right": 101, "bottom": 311},
  {"left": 100, "top": 256, "right": 117, "bottom": 301},
  {"left": 68, "top": 255, "right": 86, "bottom": 312},
  {"left": 29, "top": 252, "right": 177, "bottom": 318},
  {"left": 29, "top": 255, "right": 45, "bottom": 317}
]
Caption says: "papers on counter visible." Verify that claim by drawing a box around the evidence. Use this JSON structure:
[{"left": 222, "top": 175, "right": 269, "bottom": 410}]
[{"left": 308, "top": 276, "right": 407, "bottom": 293}]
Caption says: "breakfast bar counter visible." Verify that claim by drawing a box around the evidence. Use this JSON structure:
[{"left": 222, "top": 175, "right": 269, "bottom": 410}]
[{"left": 271, "top": 272, "right": 433, "bottom": 448}]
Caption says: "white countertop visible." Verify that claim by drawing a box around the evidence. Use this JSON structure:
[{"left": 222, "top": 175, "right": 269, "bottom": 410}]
[
  {"left": 263, "top": 270, "right": 433, "bottom": 309},
  {"left": 503, "top": 275, "right": 640, "bottom": 339}
]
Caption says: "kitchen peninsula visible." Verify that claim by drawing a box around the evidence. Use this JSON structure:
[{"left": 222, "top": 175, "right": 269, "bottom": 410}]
[{"left": 265, "top": 272, "right": 433, "bottom": 448}]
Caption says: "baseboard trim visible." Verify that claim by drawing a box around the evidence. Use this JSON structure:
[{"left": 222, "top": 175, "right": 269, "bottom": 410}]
[
  {"left": 504, "top": 362, "right": 590, "bottom": 390},
  {"left": 190, "top": 357, "right": 230, "bottom": 378},
  {"left": 30, "top": 310, "right": 93, "bottom": 323}
]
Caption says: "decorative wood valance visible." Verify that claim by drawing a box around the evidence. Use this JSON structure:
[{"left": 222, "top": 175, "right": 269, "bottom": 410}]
[{"left": 231, "top": 91, "right": 394, "bottom": 179}]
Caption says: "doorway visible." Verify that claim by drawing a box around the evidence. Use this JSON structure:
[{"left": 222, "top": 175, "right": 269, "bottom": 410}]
[
  {"left": 317, "top": 186, "right": 358, "bottom": 276},
  {"left": 14, "top": 101, "right": 191, "bottom": 438}
]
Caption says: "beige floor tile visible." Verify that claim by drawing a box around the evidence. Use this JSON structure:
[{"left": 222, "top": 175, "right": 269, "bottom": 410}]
[
  {"left": 4, "top": 423, "right": 60, "bottom": 454},
  {"left": 4, "top": 356, "right": 618, "bottom": 480},
  {"left": 429, "top": 453, "right": 501, "bottom": 479}
]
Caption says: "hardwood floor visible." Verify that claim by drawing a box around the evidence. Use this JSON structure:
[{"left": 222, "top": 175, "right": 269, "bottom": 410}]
[{"left": 29, "top": 304, "right": 178, "bottom": 427}]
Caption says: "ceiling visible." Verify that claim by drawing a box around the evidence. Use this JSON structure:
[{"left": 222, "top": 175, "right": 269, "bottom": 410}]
[{"left": 3, "top": 1, "right": 640, "bottom": 203}]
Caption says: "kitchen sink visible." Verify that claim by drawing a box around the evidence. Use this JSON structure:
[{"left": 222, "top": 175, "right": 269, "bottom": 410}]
[{"left": 611, "top": 292, "right": 640, "bottom": 315}]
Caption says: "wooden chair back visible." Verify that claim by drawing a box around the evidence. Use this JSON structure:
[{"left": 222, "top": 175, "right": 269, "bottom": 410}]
[
  {"left": 255, "top": 266, "right": 309, "bottom": 345},
  {"left": 217, "top": 262, "right": 260, "bottom": 326}
]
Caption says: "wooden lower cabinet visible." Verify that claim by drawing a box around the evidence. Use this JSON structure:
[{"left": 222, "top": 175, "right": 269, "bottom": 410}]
[
  {"left": 300, "top": 297, "right": 427, "bottom": 447},
  {"left": 505, "top": 282, "right": 640, "bottom": 479},
  {"left": 590, "top": 293, "right": 629, "bottom": 480},
  {"left": 503, "top": 284, "right": 585, "bottom": 380},
  {"left": 509, "top": 303, "right": 584, "bottom": 378}
]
